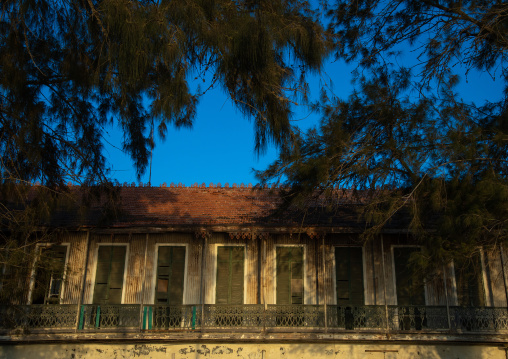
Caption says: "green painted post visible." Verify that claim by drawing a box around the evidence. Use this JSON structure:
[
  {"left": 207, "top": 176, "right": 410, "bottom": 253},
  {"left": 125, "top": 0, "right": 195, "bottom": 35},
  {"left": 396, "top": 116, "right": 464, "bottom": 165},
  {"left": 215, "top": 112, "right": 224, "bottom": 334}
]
[
  {"left": 142, "top": 307, "right": 147, "bottom": 330},
  {"left": 148, "top": 306, "right": 152, "bottom": 330},
  {"left": 78, "top": 305, "right": 85, "bottom": 330},
  {"left": 95, "top": 306, "right": 101, "bottom": 329},
  {"left": 192, "top": 306, "right": 196, "bottom": 330}
]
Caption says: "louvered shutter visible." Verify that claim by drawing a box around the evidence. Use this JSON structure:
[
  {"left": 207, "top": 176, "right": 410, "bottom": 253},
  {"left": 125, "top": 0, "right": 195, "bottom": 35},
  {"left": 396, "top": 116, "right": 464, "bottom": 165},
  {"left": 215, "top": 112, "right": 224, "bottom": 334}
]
[
  {"left": 277, "top": 247, "right": 304, "bottom": 305},
  {"left": 156, "top": 246, "right": 171, "bottom": 304},
  {"left": 394, "top": 247, "right": 425, "bottom": 306},
  {"left": 216, "top": 246, "right": 244, "bottom": 304},
  {"left": 93, "top": 246, "right": 126, "bottom": 304},
  {"left": 168, "top": 246, "right": 186, "bottom": 305},
  {"left": 276, "top": 247, "right": 291, "bottom": 304},
  {"left": 291, "top": 247, "right": 304, "bottom": 305},
  {"left": 335, "top": 247, "right": 364, "bottom": 305},
  {"left": 230, "top": 246, "right": 245, "bottom": 305}
]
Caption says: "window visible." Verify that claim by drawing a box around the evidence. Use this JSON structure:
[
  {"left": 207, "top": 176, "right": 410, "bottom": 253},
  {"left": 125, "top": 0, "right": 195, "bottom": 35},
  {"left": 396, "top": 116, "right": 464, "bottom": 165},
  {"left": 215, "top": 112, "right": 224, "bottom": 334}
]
[
  {"left": 31, "top": 245, "right": 68, "bottom": 304},
  {"left": 455, "top": 252, "right": 485, "bottom": 307},
  {"left": 276, "top": 246, "right": 303, "bottom": 305},
  {"left": 393, "top": 247, "right": 426, "bottom": 330},
  {"left": 93, "top": 245, "right": 126, "bottom": 304},
  {"left": 335, "top": 247, "right": 364, "bottom": 305},
  {"left": 155, "top": 246, "right": 186, "bottom": 305},
  {"left": 335, "top": 247, "right": 364, "bottom": 329},
  {"left": 216, "top": 246, "right": 244, "bottom": 305},
  {"left": 393, "top": 247, "right": 425, "bottom": 306}
]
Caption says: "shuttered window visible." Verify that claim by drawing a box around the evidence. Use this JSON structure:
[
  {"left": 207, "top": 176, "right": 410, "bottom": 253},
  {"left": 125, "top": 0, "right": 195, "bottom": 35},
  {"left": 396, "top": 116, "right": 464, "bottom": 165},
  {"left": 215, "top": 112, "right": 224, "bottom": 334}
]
[
  {"left": 335, "top": 247, "right": 364, "bottom": 305},
  {"left": 155, "top": 246, "right": 186, "bottom": 305},
  {"left": 216, "top": 246, "right": 244, "bottom": 304},
  {"left": 276, "top": 246, "right": 304, "bottom": 305},
  {"left": 93, "top": 246, "right": 126, "bottom": 304},
  {"left": 32, "top": 245, "right": 68, "bottom": 304},
  {"left": 455, "top": 252, "right": 485, "bottom": 307},
  {"left": 393, "top": 247, "right": 425, "bottom": 306}
]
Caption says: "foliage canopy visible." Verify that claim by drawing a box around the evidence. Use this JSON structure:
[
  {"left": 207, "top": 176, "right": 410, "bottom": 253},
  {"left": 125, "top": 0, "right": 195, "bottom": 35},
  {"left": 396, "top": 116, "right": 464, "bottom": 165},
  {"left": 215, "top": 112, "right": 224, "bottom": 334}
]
[{"left": 258, "top": 0, "right": 508, "bottom": 267}]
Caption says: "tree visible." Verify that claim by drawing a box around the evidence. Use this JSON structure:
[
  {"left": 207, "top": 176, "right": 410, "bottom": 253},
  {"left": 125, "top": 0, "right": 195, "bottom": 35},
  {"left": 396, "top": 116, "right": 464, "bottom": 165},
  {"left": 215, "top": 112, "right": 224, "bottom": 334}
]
[
  {"left": 1, "top": 0, "right": 328, "bottom": 187},
  {"left": 258, "top": 0, "right": 508, "bottom": 268},
  {"left": 0, "top": 0, "right": 329, "bottom": 290}
]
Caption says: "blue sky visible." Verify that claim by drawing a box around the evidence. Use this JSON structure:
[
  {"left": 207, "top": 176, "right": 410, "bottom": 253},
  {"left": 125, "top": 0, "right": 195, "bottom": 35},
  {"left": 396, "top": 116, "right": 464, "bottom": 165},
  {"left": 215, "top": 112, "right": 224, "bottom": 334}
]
[{"left": 103, "top": 54, "right": 505, "bottom": 187}]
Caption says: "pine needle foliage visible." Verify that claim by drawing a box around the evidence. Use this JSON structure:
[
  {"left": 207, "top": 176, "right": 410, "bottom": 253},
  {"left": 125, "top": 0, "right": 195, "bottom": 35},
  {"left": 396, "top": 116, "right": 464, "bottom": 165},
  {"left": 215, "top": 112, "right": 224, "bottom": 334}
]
[
  {"left": 258, "top": 0, "right": 508, "bottom": 269},
  {"left": 1, "top": 0, "right": 329, "bottom": 188},
  {"left": 0, "top": 0, "right": 329, "bottom": 295}
]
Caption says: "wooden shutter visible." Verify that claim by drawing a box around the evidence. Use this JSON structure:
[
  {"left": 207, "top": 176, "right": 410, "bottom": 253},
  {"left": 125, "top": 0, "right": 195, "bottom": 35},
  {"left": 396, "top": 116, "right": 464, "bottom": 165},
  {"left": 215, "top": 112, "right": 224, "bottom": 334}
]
[
  {"left": 394, "top": 247, "right": 425, "bottom": 306},
  {"left": 93, "top": 246, "right": 126, "bottom": 304},
  {"left": 32, "top": 245, "right": 68, "bottom": 304},
  {"left": 335, "top": 247, "right": 364, "bottom": 305},
  {"left": 215, "top": 246, "right": 244, "bottom": 304},
  {"left": 456, "top": 252, "right": 485, "bottom": 307},
  {"left": 276, "top": 247, "right": 304, "bottom": 305},
  {"left": 156, "top": 246, "right": 186, "bottom": 305}
]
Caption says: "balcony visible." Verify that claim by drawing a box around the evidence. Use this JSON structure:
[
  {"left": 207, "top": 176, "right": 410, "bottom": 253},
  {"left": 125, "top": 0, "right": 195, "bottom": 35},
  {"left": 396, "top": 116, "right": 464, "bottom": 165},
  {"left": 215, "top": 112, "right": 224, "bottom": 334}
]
[{"left": 1, "top": 304, "right": 508, "bottom": 335}]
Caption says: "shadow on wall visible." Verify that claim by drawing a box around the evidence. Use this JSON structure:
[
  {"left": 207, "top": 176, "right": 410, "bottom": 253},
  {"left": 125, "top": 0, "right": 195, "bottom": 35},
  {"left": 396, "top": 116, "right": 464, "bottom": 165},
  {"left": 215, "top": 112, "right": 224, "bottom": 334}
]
[{"left": 0, "top": 343, "right": 506, "bottom": 359}]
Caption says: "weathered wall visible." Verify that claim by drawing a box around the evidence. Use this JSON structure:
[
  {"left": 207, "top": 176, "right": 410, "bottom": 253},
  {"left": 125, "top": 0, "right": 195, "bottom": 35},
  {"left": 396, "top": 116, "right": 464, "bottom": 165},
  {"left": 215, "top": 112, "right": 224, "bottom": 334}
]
[{"left": 1, "top": 342, "right": 505, "bottom": 359}]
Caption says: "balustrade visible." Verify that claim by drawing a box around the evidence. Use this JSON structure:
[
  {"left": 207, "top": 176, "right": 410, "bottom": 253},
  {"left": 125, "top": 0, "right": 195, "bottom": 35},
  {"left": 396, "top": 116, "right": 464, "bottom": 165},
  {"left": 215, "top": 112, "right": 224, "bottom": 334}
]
[{"left": 2, "top": 304, "right": 508, "bottom": 334}]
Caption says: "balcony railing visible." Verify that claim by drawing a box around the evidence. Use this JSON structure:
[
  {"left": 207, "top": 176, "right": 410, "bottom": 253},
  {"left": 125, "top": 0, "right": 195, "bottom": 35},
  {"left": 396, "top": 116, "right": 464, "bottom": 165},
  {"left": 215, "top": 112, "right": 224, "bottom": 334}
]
[
  {"left": 1, "top": 304, "right": 508, "bottom": 334},
  {"left": 0, "top": 305, "right": 77, "bottom": 331}
]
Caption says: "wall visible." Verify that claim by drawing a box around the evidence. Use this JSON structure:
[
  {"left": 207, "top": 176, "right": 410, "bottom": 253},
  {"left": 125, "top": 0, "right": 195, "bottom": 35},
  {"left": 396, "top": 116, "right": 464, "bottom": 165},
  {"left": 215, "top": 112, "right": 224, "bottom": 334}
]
[{"left": 1, "top": 342, "right": 506, "bottom": 359}]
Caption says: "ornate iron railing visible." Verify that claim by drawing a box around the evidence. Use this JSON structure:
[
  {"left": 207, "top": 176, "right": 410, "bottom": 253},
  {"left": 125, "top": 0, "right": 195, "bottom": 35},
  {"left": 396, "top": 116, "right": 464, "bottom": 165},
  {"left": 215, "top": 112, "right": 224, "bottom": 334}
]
[
  {"left": 203, "top": 304, "right": 264, "bottom": 328},
  {"left": 265, "top": 305, "right": 324, "bottom": 328},
  {"left": 143, "top": 305, "right": 201, "bottom": 330},
  {"left": 450, "top": 307, "right": 508, "bottom": 332},
  {"left": 78, "top": 304, "right": 140, "bottom": 330},
  {"left": 387, "top": 306, "right": 449, "bottom": 331},
  {"left": 0, "top": 305, "right": 77, "bottom": 331},
  {"left": 327, "top": 305, "right": 386, "bottom": 330},
  {"left": 2, "top": 304, "right": 508, "bottom": 333}
]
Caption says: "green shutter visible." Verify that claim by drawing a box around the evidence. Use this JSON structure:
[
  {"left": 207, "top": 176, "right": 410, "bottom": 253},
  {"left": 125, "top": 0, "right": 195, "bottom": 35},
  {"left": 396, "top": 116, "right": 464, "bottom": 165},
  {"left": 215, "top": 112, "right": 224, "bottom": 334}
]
[
  {"left": 335, "top": 247, "right": 364, "bottom": 305},
  {"left": 456, "top": 252, "right": 485, "bottom": 307},
  {"left": 215, "top": 246, "right": 244, "bottom": 304},
  {"left": 276, "top": 247, "right": 304, "bottom": 305},
  {"left": 93, "top": 246, "right": 126, "bottom": 304},
  {"left": 32, "top": 245, "right": 68, "bottom": 304},
  {"left": 394, "top": 247, "right": 425, "bottom": 306},
  {"left": 156, "top": 246, "right": 186, "bottom": 305}
]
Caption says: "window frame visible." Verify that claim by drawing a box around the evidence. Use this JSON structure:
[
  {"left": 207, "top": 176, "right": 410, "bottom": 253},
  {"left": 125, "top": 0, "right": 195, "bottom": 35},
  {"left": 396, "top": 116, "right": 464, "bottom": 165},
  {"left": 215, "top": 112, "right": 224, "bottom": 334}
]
[
  {"left": 273, "top": 244, "right": 307, "bottom": 305},
  {"left": 211, "top": 243, "right": 247, "bottom": 305},
  {"left": 332, "top": 245, "right": 367, "bottom": 306},
  {"left": 89, "top": 243, "right": 129, "bottom": 305},
  {"left": 450, "top": 248, "right": 490, "bottom": 307},
  {"left": 28, "top": 243, "right": 70, "bottom": 305},
  {"left": 151, "top": 243, "right": 189, "bottom": 305}
]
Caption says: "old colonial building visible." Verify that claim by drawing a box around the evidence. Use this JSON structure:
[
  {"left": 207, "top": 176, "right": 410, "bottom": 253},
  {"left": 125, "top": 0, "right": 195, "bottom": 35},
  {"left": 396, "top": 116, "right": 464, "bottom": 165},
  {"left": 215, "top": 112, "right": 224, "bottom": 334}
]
[{"left": 1, "top": 184, "right": 508, "bottom": 359}]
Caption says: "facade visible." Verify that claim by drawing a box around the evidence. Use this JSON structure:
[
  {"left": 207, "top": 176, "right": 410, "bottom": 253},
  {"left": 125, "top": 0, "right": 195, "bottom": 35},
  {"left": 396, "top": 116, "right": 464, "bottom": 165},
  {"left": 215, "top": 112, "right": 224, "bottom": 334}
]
[{"left": 1, "top": 184, "right": 508, "bottom": 359}]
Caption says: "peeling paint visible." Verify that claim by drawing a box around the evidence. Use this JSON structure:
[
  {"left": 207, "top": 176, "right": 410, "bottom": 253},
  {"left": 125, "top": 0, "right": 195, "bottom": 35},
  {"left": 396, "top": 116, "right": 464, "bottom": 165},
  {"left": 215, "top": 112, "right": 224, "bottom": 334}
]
[
  {"left": 0, "top": 343, "right": 506, "bottom": 359},
  {"left": 132, "top": 344, "right": 167, "bottom": 357},
  {"left": 197, "top": 345, "right": 210, "bottom": 356}
]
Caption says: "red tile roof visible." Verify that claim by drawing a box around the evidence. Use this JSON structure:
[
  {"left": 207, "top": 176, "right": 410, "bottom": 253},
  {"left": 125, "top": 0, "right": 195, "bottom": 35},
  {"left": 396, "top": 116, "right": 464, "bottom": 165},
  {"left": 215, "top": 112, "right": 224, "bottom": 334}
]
[
  {"left": 114, "top": 186, "right": 281, "bottom": 227},
  {"left": 14, "top": 184, "right": 397, "bottom": 230}
]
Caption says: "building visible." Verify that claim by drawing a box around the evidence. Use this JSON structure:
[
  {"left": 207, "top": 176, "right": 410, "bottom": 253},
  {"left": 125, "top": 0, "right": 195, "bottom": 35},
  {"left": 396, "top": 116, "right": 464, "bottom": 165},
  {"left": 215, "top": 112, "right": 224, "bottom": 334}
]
[{"left": 1, "top": 183, "right": 508, "bottom": 359}]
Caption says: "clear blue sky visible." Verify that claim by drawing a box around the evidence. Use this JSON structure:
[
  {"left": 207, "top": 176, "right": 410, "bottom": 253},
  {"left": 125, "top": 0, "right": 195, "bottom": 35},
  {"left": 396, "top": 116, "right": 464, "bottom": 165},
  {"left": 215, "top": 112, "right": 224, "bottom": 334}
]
[{"left": 103, "top": 55, "right": 505, "bottom": 187}]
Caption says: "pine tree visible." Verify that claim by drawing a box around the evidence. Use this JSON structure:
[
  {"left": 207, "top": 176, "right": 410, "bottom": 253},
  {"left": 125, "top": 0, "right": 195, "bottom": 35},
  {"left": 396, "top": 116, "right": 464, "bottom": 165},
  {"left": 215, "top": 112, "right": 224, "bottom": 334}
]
[
  {"left": 258, "top": 1, "right": 508, "bottom": 268},
  {"left": 0, "top": 0, "right": 329, "bottom": 287}
]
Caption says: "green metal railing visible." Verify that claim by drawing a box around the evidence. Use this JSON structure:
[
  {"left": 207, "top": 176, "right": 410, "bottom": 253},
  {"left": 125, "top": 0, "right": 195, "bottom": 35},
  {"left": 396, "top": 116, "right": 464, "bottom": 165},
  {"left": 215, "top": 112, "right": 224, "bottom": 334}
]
[
  {"left": 78, "top": 304, "right": 140, "bottom": 330},
  {"left": 1, "top": 304, "right": 508, "bottom": 333}
]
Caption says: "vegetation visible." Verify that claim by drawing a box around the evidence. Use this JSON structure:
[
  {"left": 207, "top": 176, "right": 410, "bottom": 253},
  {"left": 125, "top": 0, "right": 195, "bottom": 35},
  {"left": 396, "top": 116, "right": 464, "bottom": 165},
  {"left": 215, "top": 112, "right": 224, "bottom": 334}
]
[
  {"left": 258, "top": 0, "right": 508, "bottom": 268},
  {"left": 1, "top": 0, "right": 507, "bottom": 277},
  {"left": 0, "top": 0, "right": 328, "bottom": 276}
]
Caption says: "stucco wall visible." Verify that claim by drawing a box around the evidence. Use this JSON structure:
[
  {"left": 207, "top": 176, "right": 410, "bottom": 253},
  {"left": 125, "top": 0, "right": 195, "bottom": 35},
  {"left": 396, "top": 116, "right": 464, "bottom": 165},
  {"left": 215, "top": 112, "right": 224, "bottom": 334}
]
[{"left": 1, "top": 343, "right": 506, "bottom": 359}]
